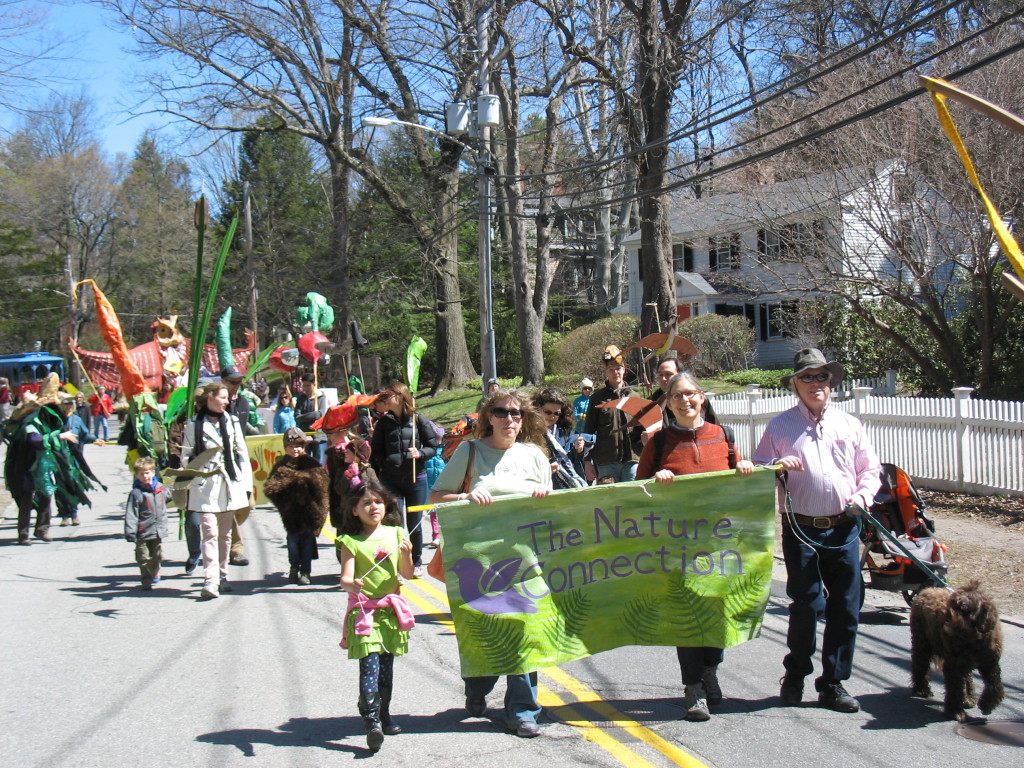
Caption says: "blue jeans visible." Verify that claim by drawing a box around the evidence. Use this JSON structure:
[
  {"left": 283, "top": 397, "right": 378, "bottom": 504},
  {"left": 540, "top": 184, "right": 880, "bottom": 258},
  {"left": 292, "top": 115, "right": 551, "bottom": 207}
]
[
  {"left": 465, "top": 672, "right": 541, "bottom": 726},
  {"left": 287, "top": 532, "right": 318, "bottom": 574},
  {"left": 594, "top": 461, "right": 637, "bottom": 483},
  {"left": 380, "top": 473, "right": 428, "bottom": 567},
  {"left": 781, "top": 519, "right": 864, "bottom": 682},
  {"left": 94, "top": 414, "right": 109, "bottom": 441},
  {"left": 185, "top": 510, "right": 202, "bottom": 563}
]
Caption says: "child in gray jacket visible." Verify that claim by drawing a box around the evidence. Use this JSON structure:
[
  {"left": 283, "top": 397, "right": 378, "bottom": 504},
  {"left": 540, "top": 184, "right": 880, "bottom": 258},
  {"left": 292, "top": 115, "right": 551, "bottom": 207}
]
[{"left": 124, "top": 457, "right": 171, "bottom": 590}]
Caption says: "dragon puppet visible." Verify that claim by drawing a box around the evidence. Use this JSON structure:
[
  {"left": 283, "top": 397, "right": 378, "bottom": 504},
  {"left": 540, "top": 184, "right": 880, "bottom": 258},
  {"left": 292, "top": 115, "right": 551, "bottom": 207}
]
[{"left": 70, "top": 313, "right": 255, "bottom": 402}]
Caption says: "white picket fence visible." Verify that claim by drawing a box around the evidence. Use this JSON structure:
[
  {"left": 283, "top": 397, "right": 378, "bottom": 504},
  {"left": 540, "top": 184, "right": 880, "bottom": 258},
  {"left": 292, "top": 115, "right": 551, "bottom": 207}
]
[{"left": 709, "top": 386, "right": 1024, "bottom": 498}]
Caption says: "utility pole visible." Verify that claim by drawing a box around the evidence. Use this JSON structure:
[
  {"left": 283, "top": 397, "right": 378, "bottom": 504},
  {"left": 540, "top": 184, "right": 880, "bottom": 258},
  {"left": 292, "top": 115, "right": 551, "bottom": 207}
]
[
  {"left": 242, "top": 182, "right": 260, "bottom": 356},
  {"left": 477, "top": 6, "right": 497, "bottom": 392}
]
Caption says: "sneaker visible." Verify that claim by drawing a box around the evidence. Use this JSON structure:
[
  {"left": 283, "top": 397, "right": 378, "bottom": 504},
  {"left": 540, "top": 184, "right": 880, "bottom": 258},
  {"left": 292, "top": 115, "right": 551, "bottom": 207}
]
[
  {"left": 816, "top": 680, "right": 860, "bottom": 713},
  {"left": 426, "top": 541, "right": 439, "bottom": 549},
  {"left": 184, "top": 559, "right": 199, "bottom": 576},
  {"left": 200, "top": 583, "right": 219, "bottom": 600},
  {"left": 514, "top": 719, "right": 540, "bottom": 738},
  {"left": 219, "top": 579, "right": 234, "bottom": 593},
  {"left": 60, "top": 519, "right": 68, "bottom": 527},
  {"left": 35, "top": 531, "right": 52, "bottom": 542},
  {"left": 701, "top": 665, "right": 723, "bottom": 706},
  {"left": 779, "top": 675, "right": 804, "bottom": 706},
  {"left": 229, "top": 555, "right": 249, "bottom": 566},
  {"left": 465, "top": 696, "right": 486, "bottom": 717},
  {"left": 288, "top": 566, "right": 299, "bottom": 584},
  {"left": 412, "top": 566, "right": 425, "bottom": 579},
  {"left": 141, "top": 582, "right": 153, "bottom": 591},
  {"left": 151, "top": 576, "right": 161, "bottom": 586},
  {"left": 297, "top": 573, "right": 311, "bottom": 586},
  {"left": 683, "top": 684, "right": 711, "bottom": 722},
  {"left": 17, "top": 536, "right": 31, "bottom": 546},
  {"left": 71, "top": 517, "right": 80, "bottom": 525}
]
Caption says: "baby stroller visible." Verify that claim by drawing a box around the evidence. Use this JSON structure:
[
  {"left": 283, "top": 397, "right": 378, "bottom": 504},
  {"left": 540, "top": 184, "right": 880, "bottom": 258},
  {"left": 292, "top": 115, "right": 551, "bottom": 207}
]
[{"left": 860, "top": 463, "right": 949, "bottom": 605}]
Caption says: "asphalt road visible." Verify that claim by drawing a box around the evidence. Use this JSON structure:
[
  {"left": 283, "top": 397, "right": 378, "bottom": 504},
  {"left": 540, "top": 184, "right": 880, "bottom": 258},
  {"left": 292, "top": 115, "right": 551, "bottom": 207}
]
[{"left": 2, "top": 439, "right": 1022, "bottom": 768}]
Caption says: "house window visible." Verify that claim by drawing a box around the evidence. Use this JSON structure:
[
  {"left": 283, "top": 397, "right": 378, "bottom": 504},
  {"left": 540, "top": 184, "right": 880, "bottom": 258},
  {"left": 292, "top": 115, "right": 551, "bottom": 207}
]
[
  {"left": 709, "top": 234, "right": 740, "bottom": 270},
  {"left": 758, "top": 302, "right": 797, "bottom": 341},
  {"left": 758, "top": 222, "right": 822, "bottom": 260},
  {"left": 672, "top": 242, "right": 694, "bottom": 272}
]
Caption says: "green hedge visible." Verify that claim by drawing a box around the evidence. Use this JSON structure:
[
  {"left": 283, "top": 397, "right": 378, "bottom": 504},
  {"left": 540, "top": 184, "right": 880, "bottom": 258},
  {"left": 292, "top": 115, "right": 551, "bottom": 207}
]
[{"left": 718, "top": 368, "right": 787, "bottom": 389}]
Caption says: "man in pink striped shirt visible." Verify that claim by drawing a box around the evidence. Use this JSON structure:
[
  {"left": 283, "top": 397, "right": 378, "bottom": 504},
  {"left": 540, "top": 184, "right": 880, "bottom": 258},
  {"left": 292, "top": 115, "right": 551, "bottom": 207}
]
[{"left": 753, "top": 348, "right": 881, "bottom": 714}]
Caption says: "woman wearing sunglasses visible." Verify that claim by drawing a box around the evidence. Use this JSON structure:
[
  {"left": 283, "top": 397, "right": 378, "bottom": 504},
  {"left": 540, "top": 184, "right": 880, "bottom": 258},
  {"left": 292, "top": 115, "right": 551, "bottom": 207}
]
[
  {"left": 429, "top": 388, "right": 552, "bottom": 738},
  {"left": 636, "top": 371, "right": 754, "bottom": 723},
  {"left": 532, "top": 388, "right": 586, "bottom": 489}
]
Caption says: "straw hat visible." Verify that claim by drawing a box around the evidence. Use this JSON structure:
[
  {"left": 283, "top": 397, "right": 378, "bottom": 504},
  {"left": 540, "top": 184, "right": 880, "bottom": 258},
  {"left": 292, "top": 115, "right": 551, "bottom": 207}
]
[{"left": 9, "top": 373, "right": 71, "bottom": 421}]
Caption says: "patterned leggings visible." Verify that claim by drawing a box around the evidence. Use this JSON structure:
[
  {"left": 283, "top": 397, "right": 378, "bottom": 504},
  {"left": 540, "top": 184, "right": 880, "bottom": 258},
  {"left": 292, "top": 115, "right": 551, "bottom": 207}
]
[{"left": 359, "top": 652, "right": 395, "bottom": 698}]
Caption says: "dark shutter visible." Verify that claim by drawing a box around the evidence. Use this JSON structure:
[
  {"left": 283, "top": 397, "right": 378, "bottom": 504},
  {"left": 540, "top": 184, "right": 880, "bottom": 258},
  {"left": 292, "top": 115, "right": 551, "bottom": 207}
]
[
  {"left": 684, "top": 243, "right": 694, "bottom": 272},
  {"left": 758, "top": 304, "right": 768, "bottom": 341},
  {"left": 709, "top": 237, "right": 718, "bottom": 271},
  {"left": 637, "top": 249, "right": 644, "bottom": 281}
]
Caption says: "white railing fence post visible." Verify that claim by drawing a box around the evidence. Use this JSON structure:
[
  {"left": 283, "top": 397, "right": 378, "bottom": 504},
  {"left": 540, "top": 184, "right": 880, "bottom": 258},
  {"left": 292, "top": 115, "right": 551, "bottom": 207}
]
[
  {"left": 745, "top": 385, "right": 761, "bottom": 455},
  {"left": 952, "top": 386, "right": 974, "bottom": 491},
  {"left": 852, "top": 386, "right": 872, "bottom": 421},
  {"left": 885, "top": 370, "right": 897, "bottom": 395}
]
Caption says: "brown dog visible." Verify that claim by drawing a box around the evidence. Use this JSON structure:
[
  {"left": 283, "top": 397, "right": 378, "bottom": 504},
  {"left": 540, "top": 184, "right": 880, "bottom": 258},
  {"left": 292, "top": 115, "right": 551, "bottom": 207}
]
[{"left": 909, "top": 580, "right": 1004, "bottom": 721}]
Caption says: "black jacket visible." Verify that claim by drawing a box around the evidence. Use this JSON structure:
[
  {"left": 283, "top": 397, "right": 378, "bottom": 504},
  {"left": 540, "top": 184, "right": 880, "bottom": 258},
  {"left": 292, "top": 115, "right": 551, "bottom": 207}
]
[
  {"left": 370, "top": 412, "right": 439, "bottom": 483},
  {"left": 583, "top": 381, "right": 644, "bottom": 465}
]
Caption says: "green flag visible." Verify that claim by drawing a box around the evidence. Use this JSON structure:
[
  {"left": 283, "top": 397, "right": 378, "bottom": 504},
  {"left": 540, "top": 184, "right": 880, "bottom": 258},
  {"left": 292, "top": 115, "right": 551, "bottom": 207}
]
[
  {"left": 438, "top": 469, "right": 777, "bottom": 677},
  {"left": 406, "top": 335, "right": 427, "bottom": 393}
]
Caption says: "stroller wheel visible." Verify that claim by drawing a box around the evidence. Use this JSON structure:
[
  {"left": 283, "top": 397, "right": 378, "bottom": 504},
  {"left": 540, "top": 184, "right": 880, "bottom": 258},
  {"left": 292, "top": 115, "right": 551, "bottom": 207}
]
[{"left": 902, "top": 588, "right": 922, "bottom": 607}]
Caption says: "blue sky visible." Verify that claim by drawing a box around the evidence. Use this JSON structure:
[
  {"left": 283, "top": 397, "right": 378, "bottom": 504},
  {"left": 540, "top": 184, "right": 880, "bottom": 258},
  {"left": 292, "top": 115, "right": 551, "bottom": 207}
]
[{"left": 1, "top": 2, "right": 169, "bottom": 157}]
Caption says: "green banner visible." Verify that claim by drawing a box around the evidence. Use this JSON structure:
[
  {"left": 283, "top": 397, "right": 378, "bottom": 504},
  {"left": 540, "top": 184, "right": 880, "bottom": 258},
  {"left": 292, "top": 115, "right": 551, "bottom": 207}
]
[{"left": 439, "top": 468, "right": 777, "bottom": 678}]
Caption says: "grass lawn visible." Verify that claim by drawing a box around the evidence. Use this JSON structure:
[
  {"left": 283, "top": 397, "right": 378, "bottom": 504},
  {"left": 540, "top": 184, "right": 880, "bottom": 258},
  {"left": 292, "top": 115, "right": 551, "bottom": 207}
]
[{"left": 414, "top": 376, "right": 747, "bottom": 427}]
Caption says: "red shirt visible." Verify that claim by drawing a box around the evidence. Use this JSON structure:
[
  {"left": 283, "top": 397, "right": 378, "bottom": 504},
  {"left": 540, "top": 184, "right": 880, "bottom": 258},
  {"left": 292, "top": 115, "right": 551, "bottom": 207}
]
[
  {"left": 89, "top": 393, "right": 113, "bottom": 418},
  {"left": 636, "top": 421, "right": 740, "bottom": 479}
]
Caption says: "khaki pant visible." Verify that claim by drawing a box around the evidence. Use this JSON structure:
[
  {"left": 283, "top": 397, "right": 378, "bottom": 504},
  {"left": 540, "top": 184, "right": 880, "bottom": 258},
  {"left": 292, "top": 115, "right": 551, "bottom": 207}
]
[
  {"left": 230, "top": 506, "right": 251, "bottom": 558},
  {"left": 135, "top": 539, "right": 162, "bottom": 584}
]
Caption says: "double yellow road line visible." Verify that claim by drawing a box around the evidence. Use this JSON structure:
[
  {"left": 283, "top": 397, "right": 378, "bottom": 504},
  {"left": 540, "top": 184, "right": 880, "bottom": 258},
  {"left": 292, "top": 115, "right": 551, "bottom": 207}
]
[{"left": 403, "top": 575, "right": 709, "bottom": 768}]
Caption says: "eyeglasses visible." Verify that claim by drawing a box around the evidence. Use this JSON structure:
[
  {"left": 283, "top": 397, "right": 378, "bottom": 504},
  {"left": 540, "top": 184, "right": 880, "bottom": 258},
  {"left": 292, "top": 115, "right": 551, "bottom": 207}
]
[
  {"left": 670, "top": 391, "right": 702, "bottom": 401},
  {"left": 540, "top": 408, "right": 561, "bottom": 417},
  {"left": 490, "top": 406, "right": 523, "bottom": 421},
  {"left": 797, "top": 372, "right": 832, "bottom": 383}
]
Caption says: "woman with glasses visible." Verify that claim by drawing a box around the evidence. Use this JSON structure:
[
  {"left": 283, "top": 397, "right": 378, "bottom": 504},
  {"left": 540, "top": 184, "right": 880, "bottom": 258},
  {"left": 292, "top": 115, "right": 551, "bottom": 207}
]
[
  {"left": 428, "top": 389, "right": 552, "bottom": 738},
  {"left": 636, "top": 372, "right": 754, "bottom": 723},
  {"left": 370, "top": 382, "right": 440, "bottom": 578},
  {"left": 532, "top": 388, "right": 586, "bottom": 489}
]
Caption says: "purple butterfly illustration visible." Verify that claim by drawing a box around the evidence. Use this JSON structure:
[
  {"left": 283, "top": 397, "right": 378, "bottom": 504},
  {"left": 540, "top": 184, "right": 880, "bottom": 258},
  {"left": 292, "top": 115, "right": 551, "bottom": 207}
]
[{"left": 448, "top": 556, "right": 538, "bottom": 615}]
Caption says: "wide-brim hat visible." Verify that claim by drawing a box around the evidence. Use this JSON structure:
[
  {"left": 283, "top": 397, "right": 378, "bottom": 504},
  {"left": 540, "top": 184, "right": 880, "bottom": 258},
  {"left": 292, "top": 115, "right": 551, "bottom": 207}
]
[
  {"left": 9, "top": 373, "right": 69, "bottom": 421},
  {"left": 780, "top": 348, "right": 845, "bottom": 389}
]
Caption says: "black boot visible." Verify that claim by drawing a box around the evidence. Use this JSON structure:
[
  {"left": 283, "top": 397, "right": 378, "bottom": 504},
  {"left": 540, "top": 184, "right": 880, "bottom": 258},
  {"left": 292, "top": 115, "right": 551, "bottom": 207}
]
[
  {"left": 379, "top": 683, "right": 402, "bottom": 735},
  {"left": 358, "top": 692, "right": 384, "bottom": 751}
]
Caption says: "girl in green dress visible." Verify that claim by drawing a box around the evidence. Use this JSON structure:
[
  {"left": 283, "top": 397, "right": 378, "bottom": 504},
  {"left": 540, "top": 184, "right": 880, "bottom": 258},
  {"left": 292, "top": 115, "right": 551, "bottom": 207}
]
[{"left": 337, "top": 481, "right": 414, "bottom": 751}]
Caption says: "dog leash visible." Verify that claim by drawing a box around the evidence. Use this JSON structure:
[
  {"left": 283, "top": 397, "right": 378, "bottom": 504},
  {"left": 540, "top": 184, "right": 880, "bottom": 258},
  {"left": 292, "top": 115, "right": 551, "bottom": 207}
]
[{"left": 779, "top": 473, "right": 862, "bottom": 551}]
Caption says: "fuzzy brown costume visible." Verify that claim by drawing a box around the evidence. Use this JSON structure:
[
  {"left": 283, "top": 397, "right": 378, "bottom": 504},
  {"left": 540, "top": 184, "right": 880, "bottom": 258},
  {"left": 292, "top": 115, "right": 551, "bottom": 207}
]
[
  {"left": 264, "top": 455, "right": 329, "bottom": 536},
  {"left": 910, "top": 580, "right": 1004, "bottom": 722}
]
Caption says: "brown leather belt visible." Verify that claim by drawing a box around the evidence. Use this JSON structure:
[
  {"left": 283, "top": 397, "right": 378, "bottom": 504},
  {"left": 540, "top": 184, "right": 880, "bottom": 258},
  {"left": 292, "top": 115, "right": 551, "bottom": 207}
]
[{"left": 788, "top": 513, "right": 851, "bottom": 529}]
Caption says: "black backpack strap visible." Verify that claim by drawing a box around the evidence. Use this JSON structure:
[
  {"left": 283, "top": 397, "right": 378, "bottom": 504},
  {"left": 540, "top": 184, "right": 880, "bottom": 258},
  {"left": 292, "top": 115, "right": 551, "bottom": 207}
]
[
  {"left": 652, "top": 429, "right": 667, "bottom": 469},
  {"left": 720, "top": 424, "right": 737, "bottom": 469}
]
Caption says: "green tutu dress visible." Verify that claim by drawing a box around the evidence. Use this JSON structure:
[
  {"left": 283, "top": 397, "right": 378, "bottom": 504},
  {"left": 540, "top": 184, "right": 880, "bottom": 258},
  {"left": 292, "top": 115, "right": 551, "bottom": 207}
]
[{"left": 338, "top": 525, "right": 410, "bottom": 660}]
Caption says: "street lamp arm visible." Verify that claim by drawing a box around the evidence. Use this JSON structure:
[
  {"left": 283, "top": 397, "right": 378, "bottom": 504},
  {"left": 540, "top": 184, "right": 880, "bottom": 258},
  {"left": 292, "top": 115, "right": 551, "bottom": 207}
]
[{"left": 361, "top": 116, "right": 474, "bottom": 152}]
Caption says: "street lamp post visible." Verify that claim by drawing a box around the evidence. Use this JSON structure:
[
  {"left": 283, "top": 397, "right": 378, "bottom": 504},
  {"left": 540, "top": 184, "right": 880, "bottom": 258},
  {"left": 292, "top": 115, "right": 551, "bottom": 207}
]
[{"left": 362, "top": 113, "right": 497, "bottom": 392}]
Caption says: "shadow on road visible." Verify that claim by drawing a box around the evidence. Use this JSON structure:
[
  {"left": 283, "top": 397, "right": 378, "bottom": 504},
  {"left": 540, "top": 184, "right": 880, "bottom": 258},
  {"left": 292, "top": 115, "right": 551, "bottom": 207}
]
[{"left": 197, "top": 708, "right": 486, "bottom": 758}]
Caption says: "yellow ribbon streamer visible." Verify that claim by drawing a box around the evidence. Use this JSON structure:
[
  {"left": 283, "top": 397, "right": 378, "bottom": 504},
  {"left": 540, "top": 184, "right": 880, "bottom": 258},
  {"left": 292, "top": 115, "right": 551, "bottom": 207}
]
[{"left": 926, "top": 82, "right": 1024, "bottom": 281}]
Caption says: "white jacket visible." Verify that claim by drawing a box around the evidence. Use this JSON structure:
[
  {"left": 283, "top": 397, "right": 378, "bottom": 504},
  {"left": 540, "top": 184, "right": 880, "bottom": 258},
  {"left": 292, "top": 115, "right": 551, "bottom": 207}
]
[{"left": 181, "top": 414, "right": 253, "bottom": 512}]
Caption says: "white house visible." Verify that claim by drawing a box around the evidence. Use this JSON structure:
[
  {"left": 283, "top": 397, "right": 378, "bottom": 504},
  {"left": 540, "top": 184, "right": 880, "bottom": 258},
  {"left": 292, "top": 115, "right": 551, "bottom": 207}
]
[{"left": 617, "top": 161, "right": 922, "bottom": 367}]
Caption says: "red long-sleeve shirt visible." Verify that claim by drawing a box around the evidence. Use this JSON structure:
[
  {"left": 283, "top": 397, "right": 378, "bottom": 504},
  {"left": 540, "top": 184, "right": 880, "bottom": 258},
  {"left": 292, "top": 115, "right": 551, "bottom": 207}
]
[{"left": 636, "top": 421, "right": 740, "bottom": 479}]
